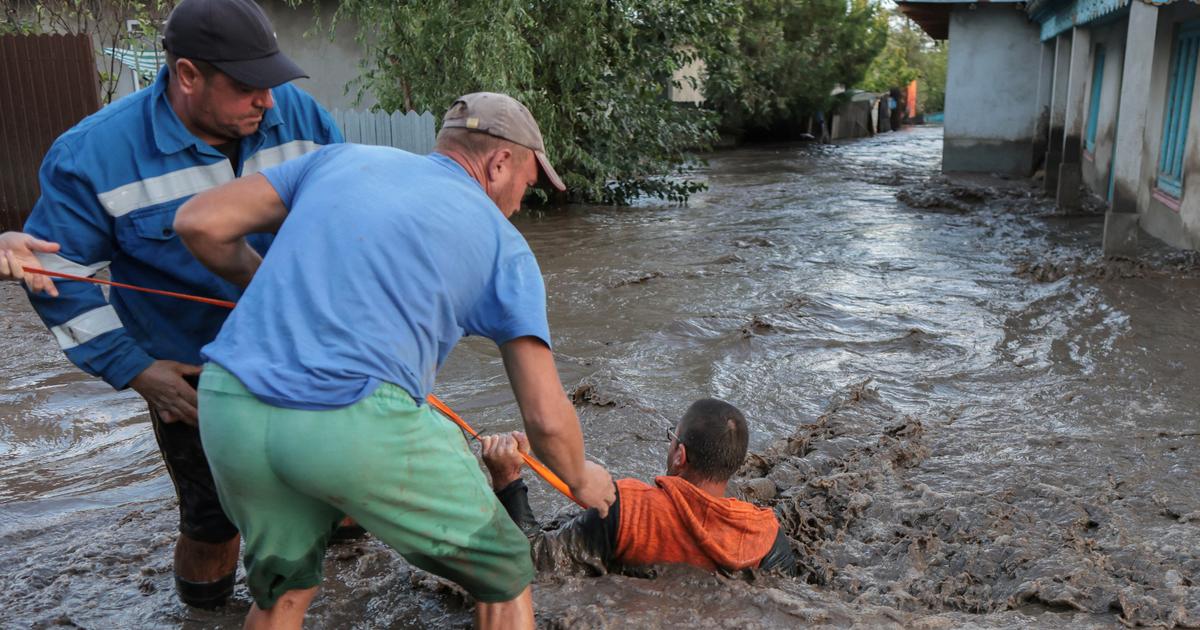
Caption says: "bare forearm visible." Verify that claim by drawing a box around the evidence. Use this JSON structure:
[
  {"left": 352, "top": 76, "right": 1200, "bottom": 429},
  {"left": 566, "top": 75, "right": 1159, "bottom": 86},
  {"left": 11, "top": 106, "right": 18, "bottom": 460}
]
[
  {"left": 187, "top": 236, "right": 261, "bottom": 288},
  {"left": 521, "top": 394, "right": 587, "bottom": 490},
  {"left": 174, "top": 174, "right": 285, "bottom": 287},
  {"left": 501, "top": 338, "right": 586, "bottom": 489},
  {"left": 501, "top": 337, "right": 614, "bottom": 514}
]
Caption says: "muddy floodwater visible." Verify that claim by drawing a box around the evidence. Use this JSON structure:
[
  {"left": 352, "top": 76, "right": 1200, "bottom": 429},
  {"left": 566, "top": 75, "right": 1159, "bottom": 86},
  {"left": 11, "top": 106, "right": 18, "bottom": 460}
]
[{"left": 4, "top": 126, "right": 1200, "bottom": 628}]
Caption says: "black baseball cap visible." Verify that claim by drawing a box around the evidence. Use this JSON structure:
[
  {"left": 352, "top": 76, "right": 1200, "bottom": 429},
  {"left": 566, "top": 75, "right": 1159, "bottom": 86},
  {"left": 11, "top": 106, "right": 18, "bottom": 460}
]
[{"left": 163, "top": 0, "right": 307, "bottom": 89}]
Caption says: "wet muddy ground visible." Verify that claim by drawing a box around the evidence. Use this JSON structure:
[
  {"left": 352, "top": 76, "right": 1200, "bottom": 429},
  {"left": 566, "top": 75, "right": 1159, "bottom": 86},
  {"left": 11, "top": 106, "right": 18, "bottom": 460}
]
[{"left": 3, "top": 126, "right": 1200, "bottom": 628}]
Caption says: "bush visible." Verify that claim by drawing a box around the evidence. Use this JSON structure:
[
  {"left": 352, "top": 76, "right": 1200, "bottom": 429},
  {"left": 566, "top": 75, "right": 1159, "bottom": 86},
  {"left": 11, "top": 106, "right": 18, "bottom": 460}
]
[
  {"left": 862, "top": 13, "right": 948, "bottom": 114},
  {"left": 330, "top": 0, "right": 741, "bottom": 205},
  {"left": 703, "top": 0, "right": 888, "bottom": 140}
]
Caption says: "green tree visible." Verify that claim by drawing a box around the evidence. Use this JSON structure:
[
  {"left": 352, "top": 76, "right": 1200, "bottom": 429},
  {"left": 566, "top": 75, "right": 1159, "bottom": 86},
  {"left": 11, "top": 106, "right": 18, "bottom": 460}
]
[
  {"left": 862, "top": 13, "right": 947, "bottom": 113},
  {"left": 918, "top": 40, "right": 948, "bottom": 113},
  {"left": 1, "top": 0, "right": 176, "bottom": 103},
  {"left": 329, "top": 0, "right": 741, "bottom": 205},
  {"left": 704, "top": 0, "right": 888, "bottom": 139}
]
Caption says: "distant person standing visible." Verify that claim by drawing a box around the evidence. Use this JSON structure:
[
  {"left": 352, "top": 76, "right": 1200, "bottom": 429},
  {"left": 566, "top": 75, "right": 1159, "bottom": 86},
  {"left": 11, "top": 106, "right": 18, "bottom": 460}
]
[
  {"left": 815, "top": 110, "right": 831, "bottom": 144},
  {"left": 889, "top": 88, "right": 903, "bottom": 131},
  {"left": 21, "top": 0, "right": 342, "bottom": 609}
]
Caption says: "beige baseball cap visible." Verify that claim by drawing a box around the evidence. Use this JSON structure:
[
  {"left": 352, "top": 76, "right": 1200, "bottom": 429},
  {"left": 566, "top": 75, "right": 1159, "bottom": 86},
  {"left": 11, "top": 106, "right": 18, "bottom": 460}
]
[{"left": 441, "top": 92, "right": 566, "bottom": 192}]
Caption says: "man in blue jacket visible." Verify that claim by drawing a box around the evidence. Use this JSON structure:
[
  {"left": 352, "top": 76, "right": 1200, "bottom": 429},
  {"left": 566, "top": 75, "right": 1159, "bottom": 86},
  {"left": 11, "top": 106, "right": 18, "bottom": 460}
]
[{"left": 22, "top": 0, "right": 342, "bottom": 609}]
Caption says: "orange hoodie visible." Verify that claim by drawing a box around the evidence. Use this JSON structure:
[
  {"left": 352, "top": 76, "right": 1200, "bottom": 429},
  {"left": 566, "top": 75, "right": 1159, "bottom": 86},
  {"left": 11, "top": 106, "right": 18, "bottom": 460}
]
[{"left": 614, "top": 475, "right": 780, "bottom": 571}]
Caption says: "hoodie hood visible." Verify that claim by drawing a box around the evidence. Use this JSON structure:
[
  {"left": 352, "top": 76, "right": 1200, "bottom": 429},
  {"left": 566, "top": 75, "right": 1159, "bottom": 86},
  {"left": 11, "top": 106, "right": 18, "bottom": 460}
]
[{"left": 614, "top": 475, "right": 780, "bottom": 571}]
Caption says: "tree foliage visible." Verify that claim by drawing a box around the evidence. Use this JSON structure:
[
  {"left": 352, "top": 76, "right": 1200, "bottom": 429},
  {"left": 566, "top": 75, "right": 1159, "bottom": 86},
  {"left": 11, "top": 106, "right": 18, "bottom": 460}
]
[
  {"left": 862, "top": 13, "right": 948, "bottom": 113},
  {"left": 703, "top": 0, "right": 888, "bottom": 140},
  {"left": 1, "top": 0, "right": 175, "bottom": 103},
  {"left": 918, "top": 40, "right": 948, "bottom": 113},
  {"left": 4, "top": 0, "right": 906, "bottom": 205},
  {"left": 330, "top": 0, "right": 741, "bottom": 205},
  {"left": 330, "top": 0, "right": 892, "bottom": 201}
]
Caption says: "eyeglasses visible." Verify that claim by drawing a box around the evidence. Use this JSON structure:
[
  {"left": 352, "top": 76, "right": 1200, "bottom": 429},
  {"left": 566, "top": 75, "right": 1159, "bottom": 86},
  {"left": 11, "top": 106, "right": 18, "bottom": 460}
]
[{"left": 666, "top": 427, "right": 681, "bottom": 445}]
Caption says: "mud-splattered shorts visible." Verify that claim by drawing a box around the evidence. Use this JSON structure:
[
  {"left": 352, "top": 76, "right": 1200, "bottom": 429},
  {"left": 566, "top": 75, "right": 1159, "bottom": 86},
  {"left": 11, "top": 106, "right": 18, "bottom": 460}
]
[{"left": 197, "top": 363, "right": 534, "bottom": 610}]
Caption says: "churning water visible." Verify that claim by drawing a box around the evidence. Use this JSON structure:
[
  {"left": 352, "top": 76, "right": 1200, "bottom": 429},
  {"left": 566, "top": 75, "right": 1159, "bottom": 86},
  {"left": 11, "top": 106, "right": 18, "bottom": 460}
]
[{"left": 4, "top": 126, "right": 1200, "bottom": 628}]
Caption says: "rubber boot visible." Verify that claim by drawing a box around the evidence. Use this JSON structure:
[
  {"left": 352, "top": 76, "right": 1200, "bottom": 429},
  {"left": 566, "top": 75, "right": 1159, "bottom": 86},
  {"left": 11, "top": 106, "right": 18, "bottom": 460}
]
[
  {"left": 175, "top": 572, "right": 235, "bottom": 609},
  {"left": 172, "top": 533, "right": 238, "bottom": 608}
]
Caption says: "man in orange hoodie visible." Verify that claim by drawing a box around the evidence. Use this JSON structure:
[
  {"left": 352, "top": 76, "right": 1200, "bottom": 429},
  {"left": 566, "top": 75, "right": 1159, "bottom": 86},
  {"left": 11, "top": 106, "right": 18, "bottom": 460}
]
[{"left": 481, "top": 398, "right": 795, "bottom": 575}]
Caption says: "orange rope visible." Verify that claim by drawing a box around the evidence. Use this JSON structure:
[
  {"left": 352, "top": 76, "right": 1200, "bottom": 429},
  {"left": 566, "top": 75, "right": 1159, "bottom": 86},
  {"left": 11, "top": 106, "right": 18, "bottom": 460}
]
[
  {"left": 22, "top": 265, "right": 580, "bottom": 505},
  {"left": 24, "top": 267, "right": 236, "bottom": 308},
  {"left": 427, "top": 396, "right": 582, "bottom": 507}
]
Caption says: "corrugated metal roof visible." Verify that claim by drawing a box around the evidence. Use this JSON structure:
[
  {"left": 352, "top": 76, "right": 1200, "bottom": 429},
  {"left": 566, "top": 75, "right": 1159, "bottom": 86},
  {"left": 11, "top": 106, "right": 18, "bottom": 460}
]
[
  {"left": 1031, "top": 0, "right": 1133, "bottom": 40},
  {"left": 900, "top": 0, "right": 1164, "bottom": 42}
]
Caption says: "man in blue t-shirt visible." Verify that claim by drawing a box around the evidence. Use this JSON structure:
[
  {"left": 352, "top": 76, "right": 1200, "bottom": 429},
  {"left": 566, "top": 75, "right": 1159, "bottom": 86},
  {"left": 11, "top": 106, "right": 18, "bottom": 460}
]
[{"left": 175, "top": 92, "right": 615, "bottom": 629}]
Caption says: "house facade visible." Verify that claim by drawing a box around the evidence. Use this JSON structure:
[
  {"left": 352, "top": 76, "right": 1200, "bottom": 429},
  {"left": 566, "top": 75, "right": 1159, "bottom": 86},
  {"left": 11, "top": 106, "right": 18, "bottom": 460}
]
[{"left": 898, "top": 0, "right": 1200, "bottom": 254}]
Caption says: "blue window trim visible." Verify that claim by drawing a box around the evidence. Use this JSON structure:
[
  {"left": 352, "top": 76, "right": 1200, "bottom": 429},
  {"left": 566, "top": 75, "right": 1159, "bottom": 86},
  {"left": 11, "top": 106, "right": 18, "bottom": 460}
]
[
  {"left": 1157, "top": 20, "right": 1200, "bottom": 199},
  {"left": 1086, "top": 46, "right": 1106, "bottom": 153}
]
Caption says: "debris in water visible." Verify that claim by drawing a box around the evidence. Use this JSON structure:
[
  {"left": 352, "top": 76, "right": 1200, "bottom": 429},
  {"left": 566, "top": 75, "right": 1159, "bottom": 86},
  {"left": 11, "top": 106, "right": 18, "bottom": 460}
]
[
  {"left": 1014, "top": 252, "right": 1200, "bottom": 283},
  {"left": 608, "top": 271, "right": 665, "bottom": 288},
  {"left": 740, "top": 315, "right": 775, "bottom": 338},
  {"left": 733, "top": 236, "right": 776, "bottom": 248},
  {"left": 895, "top": 188, "right": 972, "bottom": 213},
  {"left": 729, "top": 380, "right": 1200, "bottom": 626},
  {"left": 896, "top": 175, "right": 1043, "bottom": 214},
  {"left": 570, "top": 382, "right": 619, "bottom": 408},
  {"left": 707, "top": 253, "right": 746, "bottom": 265}
]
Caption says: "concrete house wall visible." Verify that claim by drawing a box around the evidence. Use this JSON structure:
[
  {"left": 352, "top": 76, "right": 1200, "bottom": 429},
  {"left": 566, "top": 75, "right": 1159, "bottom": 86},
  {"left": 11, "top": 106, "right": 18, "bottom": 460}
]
[
  {"left": 1136, "top": 2, "right": 1200, "bottom": 250},
  {"left": 260, "top": 1, "right": 374, "bottom": 111},
  {"left": 943, "top": 4, "right": 1044, "bottom": 174},
  {"left": 1045, "top": 32, "right": 1072, "bottom": 193},
  {"left": 1033, "top": 40, "right": 1057, "bottom": 170},
  {"left": 904, "top": 0, "right": 1200, "bottom": 254}
]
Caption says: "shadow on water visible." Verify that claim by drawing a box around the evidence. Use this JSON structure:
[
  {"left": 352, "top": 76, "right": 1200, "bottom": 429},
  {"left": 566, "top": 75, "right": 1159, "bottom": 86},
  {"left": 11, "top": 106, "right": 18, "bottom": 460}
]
[{"left": 3, "top": 126, "right": 1200, "bottom": 627}]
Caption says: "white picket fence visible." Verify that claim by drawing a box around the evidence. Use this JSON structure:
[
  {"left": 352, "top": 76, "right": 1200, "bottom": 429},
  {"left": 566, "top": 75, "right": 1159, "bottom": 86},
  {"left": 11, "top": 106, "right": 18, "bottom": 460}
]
[{"left": 331, "top": 109, "right": 436, "bottom": 155}]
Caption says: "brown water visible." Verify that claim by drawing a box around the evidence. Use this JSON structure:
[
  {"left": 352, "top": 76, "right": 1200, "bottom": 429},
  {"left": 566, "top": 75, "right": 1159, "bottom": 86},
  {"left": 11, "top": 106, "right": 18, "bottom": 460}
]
[{"left": 4, "top": 125, "right": 1200, "bottom": 628}]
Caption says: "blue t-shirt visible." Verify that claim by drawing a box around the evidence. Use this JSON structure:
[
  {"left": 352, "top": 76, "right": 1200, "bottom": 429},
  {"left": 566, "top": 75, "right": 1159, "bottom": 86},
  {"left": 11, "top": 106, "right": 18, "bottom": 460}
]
[{"left": 201, "top": 144, "right": 552, "bottom": 410}]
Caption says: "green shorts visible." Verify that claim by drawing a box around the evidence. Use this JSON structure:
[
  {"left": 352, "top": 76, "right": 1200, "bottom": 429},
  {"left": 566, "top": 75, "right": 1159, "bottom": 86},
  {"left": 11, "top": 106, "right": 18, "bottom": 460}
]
[{"left": 197, "top": 363, "right": 533, "bottom": 609}]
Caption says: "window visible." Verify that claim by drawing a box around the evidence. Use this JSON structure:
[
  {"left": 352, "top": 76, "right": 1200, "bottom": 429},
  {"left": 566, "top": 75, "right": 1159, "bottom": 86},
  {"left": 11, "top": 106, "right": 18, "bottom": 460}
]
[
  {"left": 1157, "top": 21, "right": 1200, "bottom": 198},
  {"left": 1086, "top": 46, "right": 1105, "bottom": 153}
]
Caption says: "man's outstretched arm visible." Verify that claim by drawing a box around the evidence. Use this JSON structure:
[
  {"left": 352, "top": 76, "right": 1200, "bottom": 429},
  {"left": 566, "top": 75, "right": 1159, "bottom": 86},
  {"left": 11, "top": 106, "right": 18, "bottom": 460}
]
[
  {"left": 481, "top": 433, "right": 541, "bottom": 535},
  {"left": 481, "top": 432, "right": 619, "bottom": 575},
  {"left": 499, "top": 338, "right": 615, "bottom": 516}
]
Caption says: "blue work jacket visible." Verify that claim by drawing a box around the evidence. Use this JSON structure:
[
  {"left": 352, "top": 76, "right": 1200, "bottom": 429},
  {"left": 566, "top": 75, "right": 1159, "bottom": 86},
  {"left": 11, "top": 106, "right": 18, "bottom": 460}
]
[{"left": 24, "top": 68, "right": 343, "bottom": 389}]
